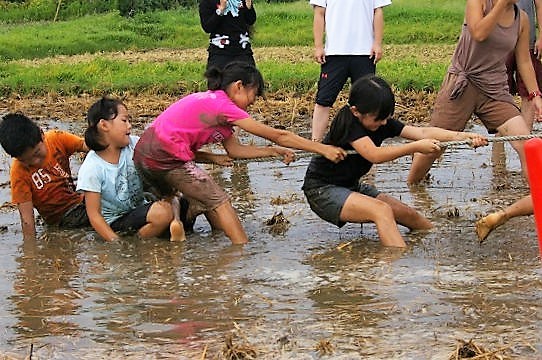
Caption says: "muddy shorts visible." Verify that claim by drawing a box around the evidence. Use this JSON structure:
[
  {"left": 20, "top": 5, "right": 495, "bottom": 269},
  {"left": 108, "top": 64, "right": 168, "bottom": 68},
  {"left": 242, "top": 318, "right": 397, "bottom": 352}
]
[
  {"left": 303, "top": 182, "right": 380, "bottom": 227},
  {"left": 110, "top": 202, "right": 153, "bottom": 235},
  {"left": 315, "top": 55, "right": 375, "bottom": 107},
  {"left": 430, "top": 73, "right": 520, "bottom": 133},
  {"left": 506, "top": 49, "right": 542, "bottom": 97},
  {"left": 58, "top": 202, "right": 90, "bottom": 228},
  {"left": 137, "top": 161, "right": 228, "bottom": 215}
]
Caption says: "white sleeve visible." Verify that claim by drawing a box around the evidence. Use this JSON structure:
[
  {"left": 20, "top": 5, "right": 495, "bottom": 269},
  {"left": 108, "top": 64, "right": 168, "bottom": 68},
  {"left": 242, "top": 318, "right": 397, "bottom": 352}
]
[
  {"left": 76, "top": 153, "right": 103, "bottom": 193},
  {"left": 310, "top": 0, "right": 326, "bottom": 8},
  {"left": 374, "top": 0, "right": 392, "bottom": 9}
]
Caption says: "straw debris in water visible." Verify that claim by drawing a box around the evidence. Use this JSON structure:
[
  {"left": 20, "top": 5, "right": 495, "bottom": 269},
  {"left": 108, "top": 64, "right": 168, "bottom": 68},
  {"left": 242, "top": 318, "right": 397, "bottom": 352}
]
[
  {"left": 448, "top": 339, "right": 511, "bottom": 360},
  {"left": 264, "top": 211, "right": 290, "bottom": 235},
  {"left": 315, "top": 338, "right": 334, "bottom": 356},
  {"left": 0, "top": 202, "right": 16, "bottom": 213},
  {"left": 270, "top": 194, "right": 298, "bottom": 205},
  {"left": 222, "top": 334, "right": 258, "bottom": 360}
]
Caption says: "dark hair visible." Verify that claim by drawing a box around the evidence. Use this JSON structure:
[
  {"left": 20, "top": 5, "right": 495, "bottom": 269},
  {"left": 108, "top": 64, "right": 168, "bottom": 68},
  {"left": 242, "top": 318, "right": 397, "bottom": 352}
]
[
  {"left": 0, "top": 113, "right": 43, "bottom": 157},
  {"left": 85, "top": 97, "right": 125, "bottom": 151},
  {"left": 327, "top": 74, "right": 395, "bottom": 145},
  {"left": 205, "top": 61, "right": 265, "bottom": 98}
]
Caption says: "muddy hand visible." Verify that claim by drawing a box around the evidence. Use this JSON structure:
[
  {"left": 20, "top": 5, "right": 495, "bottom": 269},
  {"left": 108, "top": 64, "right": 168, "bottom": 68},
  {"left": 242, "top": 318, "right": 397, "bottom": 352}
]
[
  {"left": 213, "top": 154, "right": 234, "bottom": 166},
  {"left": 465, "top": 133, "right": 488, "bottom": 148},
  {"left": 275, "top": 147, "right": 295, "bottom": 164},
  {"left": 323, "top": 145, "right": 347, "bottom": 163},
  {"left": 416, "top": 139, "right": 442, "bottom": 154},
  {"left": 281, "top": 151, "right": 296, "bottom": 165}
]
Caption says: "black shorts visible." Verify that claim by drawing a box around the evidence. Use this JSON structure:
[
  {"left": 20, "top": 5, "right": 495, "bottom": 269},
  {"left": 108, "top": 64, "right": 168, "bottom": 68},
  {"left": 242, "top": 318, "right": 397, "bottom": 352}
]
[
  {"left": 315, "top": 55, "right": 376, "bottom": 107},
  {"left": 110, "top": 203, "right": 152, "bottom": 235},
  {"left": 206, "top": 53, "right": 255, "bottom": 70},
  {"left": 58, "top": 202, "right": 90, "bottom": 228}
]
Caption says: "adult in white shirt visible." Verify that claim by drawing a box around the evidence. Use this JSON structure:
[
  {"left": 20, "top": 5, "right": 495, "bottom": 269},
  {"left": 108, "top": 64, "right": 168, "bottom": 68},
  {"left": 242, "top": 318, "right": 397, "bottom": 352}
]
[{"left": 309, "top": 0, "right": 392, "bottom": 142}]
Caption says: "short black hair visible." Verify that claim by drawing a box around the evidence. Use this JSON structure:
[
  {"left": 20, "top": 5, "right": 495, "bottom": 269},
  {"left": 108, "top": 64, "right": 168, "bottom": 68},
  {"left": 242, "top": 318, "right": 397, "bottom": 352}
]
[{"left": 0, "top": 113, "right": 43, "bottom": 157}]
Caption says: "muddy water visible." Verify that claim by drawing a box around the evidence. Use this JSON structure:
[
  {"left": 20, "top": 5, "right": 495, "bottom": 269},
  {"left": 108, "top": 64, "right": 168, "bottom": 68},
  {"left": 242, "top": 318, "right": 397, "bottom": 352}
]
[{"left": 0, "top": 121, "right": 541, "bottom": 359}]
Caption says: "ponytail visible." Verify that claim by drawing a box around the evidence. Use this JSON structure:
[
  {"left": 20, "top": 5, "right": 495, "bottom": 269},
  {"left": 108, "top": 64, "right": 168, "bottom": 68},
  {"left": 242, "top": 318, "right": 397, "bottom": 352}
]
[
  {"left": 84, "top": 126, "right": 105, "bottom": 152},
  {"left": 327, "top": 105, "right": 355, "bottom": 146},
  {"left": 204, "top": 61, "right": 265, "bottom": 97},
  {"left": 205, "top": 66, "right": 223, "bottom": 91},
  {"left": 85, "top": 97, "right": 124, "bottom": 151}
]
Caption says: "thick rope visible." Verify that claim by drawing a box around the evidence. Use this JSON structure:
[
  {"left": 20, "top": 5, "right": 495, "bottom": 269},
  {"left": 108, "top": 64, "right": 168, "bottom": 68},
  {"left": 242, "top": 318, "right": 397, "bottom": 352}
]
[
  {"left": 437, "top": 133, "right": 542, "bottom": 148},
  {"left": 231, "top": 150, "right": 323, "bottom": 165},
  {"left": 230, "top": 133, "right": 542, "bottom": 165}
]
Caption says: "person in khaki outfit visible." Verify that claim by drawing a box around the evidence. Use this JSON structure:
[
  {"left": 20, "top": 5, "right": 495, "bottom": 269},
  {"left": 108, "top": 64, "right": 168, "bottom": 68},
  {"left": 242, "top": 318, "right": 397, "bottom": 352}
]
[
  {"left": 476, "top": 0, "right": 542, "bottom": 243},
  {"left": 407, "top": 0, "right": 542, "bottom": 186}
]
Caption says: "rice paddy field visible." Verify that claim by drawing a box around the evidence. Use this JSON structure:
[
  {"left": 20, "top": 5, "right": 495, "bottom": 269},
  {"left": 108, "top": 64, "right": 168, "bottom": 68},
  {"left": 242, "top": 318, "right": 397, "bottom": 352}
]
[{"left": 1, "top": 0, "right": 542, "bottom": 358}]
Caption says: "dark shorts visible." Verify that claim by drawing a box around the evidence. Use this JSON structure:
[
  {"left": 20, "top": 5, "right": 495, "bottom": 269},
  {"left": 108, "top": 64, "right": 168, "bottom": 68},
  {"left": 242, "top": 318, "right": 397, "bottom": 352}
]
[
  {"left": 58, "top": 202, "right": 90, "bottom": 228},
  {"left": 506, "top": 49, "right": 542, "bottom": 97},
  {"left": 315, "top": 55, "right": 376, "bottom": 107},
  {"left": 110, "top": 202, "right": 152, "bottom": 235},
  {"left": 430, "top": 73, "right": 520, "bottom": 132},
  {"left": 206, "top": 52, "right": 255, "bottom": 70},
  {"left": 303, "top": 182, "right": 380, "bottom": 227}
]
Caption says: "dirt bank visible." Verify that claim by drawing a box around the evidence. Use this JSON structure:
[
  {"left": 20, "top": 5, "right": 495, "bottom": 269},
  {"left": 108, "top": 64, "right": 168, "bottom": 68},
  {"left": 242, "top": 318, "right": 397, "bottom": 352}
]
[{"left": 0, "top": 89, "right": 436, "bottom": 134}]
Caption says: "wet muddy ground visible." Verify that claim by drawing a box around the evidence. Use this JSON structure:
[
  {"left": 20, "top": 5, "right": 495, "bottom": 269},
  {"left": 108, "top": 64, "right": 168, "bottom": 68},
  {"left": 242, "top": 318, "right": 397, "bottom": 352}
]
[{"left": 0, "top": 118, "right": 541, "bottom": 359}]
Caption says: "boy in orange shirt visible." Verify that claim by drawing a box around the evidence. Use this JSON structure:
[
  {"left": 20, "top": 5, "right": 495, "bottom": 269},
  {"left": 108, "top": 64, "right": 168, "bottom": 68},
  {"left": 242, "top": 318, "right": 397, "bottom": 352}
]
[{"left": 0, "top": 113, "right": 89, "bottom": 240}]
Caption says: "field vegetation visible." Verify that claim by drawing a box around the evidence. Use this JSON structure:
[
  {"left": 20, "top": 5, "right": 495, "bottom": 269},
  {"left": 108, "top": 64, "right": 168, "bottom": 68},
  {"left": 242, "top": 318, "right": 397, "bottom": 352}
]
[{"left": 0, "top": 0, "right": 465, "bottom": 97}]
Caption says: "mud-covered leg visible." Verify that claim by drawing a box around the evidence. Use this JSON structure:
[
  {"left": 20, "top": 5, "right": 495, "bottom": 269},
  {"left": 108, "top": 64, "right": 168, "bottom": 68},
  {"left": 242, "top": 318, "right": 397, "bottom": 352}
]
[{"left": 169, "top": 195, "right": 185, "bottom": 242}]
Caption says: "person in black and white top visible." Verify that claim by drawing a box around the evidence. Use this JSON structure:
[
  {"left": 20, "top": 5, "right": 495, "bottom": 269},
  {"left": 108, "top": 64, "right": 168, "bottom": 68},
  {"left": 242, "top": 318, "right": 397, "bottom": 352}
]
[{"left": 199, "top": 0, "right": 257, "bottom": 70}]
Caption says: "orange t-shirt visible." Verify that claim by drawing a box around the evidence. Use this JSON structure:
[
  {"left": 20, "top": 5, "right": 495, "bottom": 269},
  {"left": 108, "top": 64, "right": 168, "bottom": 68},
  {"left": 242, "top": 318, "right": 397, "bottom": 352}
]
[{"left": 10, "top": 130, "right": 86, "bottom": 225}]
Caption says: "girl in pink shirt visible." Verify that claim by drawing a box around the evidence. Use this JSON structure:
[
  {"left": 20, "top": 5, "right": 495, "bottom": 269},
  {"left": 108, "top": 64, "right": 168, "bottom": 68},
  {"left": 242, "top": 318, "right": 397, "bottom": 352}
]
[{"left": 134, "top": 61, "right": 347, "bottom": 245}]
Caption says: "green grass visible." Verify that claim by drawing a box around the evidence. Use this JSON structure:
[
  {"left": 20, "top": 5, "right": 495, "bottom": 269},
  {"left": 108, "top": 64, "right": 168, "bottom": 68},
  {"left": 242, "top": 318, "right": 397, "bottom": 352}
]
[
  {"left": 0, "top": 10, "right": 206, "bottom": 61},
  {"left": 0, "top": 59, "right": 209, "bottom": 95},
  {"left": 0, "top": 0, "right": 465, "bottom": 95},
  {"left": 0, "top": 0, "right": 465, "bottom": 60},
  {"left": 379, "top": 59, "right": 447, "bottom": 91}
]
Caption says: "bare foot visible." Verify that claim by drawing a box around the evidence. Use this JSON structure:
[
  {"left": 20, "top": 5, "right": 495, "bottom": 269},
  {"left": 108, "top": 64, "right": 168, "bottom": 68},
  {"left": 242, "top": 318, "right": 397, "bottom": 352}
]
[
  {"left": 170, "top": 219, "right": 186, "bottom": 242},
  {"left": 475, "top": 211, "right": 506, "bottom": 243}
]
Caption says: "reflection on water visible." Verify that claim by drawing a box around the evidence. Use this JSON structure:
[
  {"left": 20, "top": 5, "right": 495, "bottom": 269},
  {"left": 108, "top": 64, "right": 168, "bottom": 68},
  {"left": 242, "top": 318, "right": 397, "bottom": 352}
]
[{"left": 0, "top": 122, "right": 541, "bottom": 359}]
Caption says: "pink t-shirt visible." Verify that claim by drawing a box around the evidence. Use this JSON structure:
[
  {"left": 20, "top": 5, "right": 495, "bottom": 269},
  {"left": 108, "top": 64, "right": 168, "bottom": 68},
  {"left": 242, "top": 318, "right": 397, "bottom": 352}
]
[{"left": 151, "top": 90, "right": 249, "bottom": 162}]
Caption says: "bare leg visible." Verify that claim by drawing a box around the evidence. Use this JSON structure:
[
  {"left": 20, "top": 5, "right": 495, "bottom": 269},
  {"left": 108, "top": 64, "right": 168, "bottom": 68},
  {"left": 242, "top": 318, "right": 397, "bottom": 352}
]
[
  {"left": 492, "top": 101, "right": 534, "bottom": 173},
  {"left": 169, "top": 196, "right": 185, "bottom": 242},
  {"left": 407, "top": 151, "right": 443, "bottom": 185},
  {"left": 138, "top": 200, "right": 174, "bottom": 239},
  {"left": 491, "top": 140, "right": 507, "bottom": 174},
  {"left": 496, "top": 115, "right": 530, "bottom": 179},
  {"left": 520, "top": 96, "right": 535, "bottom": 131},
  {"left": 204, "top": 201, "right": 248, "bottom": 245},
  {"left": 340, "top": 193, "right": 407, "bottom": 248},
  {"left": 311, "top": 104, "right": 331, "bottom": 142},
  {"left": 475, "top": 195, "right": 533, "bottom": 242},
  {"left": 376, "top": 193, "right": 433, "bottom": 230}
]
